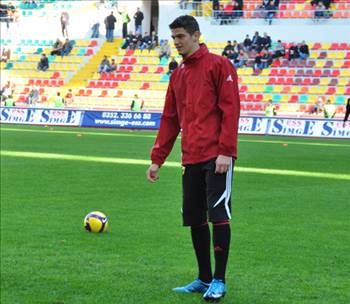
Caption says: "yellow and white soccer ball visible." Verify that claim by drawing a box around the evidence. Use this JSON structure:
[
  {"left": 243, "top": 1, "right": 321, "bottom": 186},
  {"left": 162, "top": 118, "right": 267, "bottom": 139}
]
[{"left": 84, "top": 211, "right": 109, "bottom": 233}]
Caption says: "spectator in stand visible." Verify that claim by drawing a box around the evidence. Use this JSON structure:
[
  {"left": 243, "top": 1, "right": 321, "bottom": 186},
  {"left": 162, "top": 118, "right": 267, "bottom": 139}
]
[
  {"left": 222, "top": 40, "right": 236, "bottom": 61},
  {"left": 37, "top": 53, "right": 49, "bottom": 71},
  {"left": 105, "top": 11, "right": 117, "bottom": 42},
  {"left": 299, "top": 41, "right": 309, "bottom": 60},
  {"left": 64, "top": 89, "right": 74, "bottom": 105},
  {"left": 60, "top": 11, "right": 69, "bottom": 38},
  {"left": 91, "top": 18, "right": 100, "bottom": 38},
  {"left": 311, "top": 0, "right": 332, "bottom": 9},
  {"left": 261, "top": 50, "right": 273, "bottom": 68},
  {"left": 254, "top": 52, "right": 262, "bottom": 71},
  {"left": 232, "top": 1, "right": 243, "bottom": 18},
  {"left": 168, "top": 57, "right": 178, "bottom": 75},
  {"left": 131, "top": 33, "right": 140, "bottom": 50},
  {"left": 121, "top": 31, "right": 134, "bottom": 49},
  {"left": 261, "top": 32, "right": 271, "bottom": 49},
  {"left": 98, "top": 55, "right": 110, "bottom": 73},
  {"left": 54, "top": 92, "right": 65, "bottom": 108},
  {"left": 61, "top": 38, "right": 73, "bottom": 57},
  {"left": 234, "top": 50, "right": 249, "bottom": 68},
  {"left": 271, "top": 40, "right": 285, "bottom": 58},
  {"left": 288, "top": 43, "right": 299, "bottom": 61},
  {"left": 314, "top": 2, "right": 326, "bottom": 19},
  {"left": 107, "top": 58, "right": 117, "bottom": 73},
  {"left": 323, "top": 99, "right": 336, "bottom": 118},
  {"left": 265, "top": 1, "right": 277, "bottom": 25},
  {"left": 139, "top": 32, "right": 151, "bottom": 51},
  {"left": 1, "top": 48, "right": 11, "bottom": 63},
  {"left": 251, "top": 31, "right": 263, "bottom": 52},
  {"left": 130, "top": 94, "right": 144, "bottom": 111},
  {"left": 118, "top": 9, "right": 130, "bottom": 38},
  {"left": 27, "top": 86, "right": 39, "bottom": 106},
  {"left": 51, "top": 39, "right": 63, "bottom": 56},
  {"left": 158, "top": 39, "right": 171, "bottom": 61},
  {"left": 149, "top": 31, "right": 158, "bottom": 50},
  {"left": 0, "top": 80, "right": 14, "bottom": 101},
  {"left": 243, "top": 34, "right": 252, "bottom": 51},
  {"left": 311, "top": 97, "right": 324, "bottom": 114},
  {"left": 133, "top": 7, "right": 144, "bottom": 35}
]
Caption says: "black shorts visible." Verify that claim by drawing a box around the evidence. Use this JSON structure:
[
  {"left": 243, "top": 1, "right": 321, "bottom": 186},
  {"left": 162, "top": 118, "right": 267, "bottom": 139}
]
[{"left": 182, "top": 158, "right": 235, "bottom": 226}]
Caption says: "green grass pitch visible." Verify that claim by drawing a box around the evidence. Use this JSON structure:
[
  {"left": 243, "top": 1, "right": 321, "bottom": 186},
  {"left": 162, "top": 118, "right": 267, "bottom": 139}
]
[{"left": 1, "top": 124, "right": 349, "bottom": 304}]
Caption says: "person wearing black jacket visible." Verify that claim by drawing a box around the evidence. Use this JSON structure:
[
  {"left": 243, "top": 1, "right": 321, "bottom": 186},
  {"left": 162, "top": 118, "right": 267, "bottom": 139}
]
[
  {"left": 37, "top": 53, "right": 49, "bottom": 71},
  {"left": 261, "top": 32, "right": 271, "bottom": 49},
  {"left": 251, "top": 31, "right": 263, "bottom": 52},
  {"left": 168, "top": 57, "right": 178, "bottom": 74},
  {"left": 133, "top": 7, "right": 144, "bottom": 35},
  {"left": 222, "top": 41, "right": 237, "bottom": 60},
  {"left": 299, "top": 41, "right": 309, "bottom": 60},
  {"left": 105, "top": 11, "right": 117, "bottom": 42},
  {"left": 288, "top": 43, "right": 299, "bottom": 61}
]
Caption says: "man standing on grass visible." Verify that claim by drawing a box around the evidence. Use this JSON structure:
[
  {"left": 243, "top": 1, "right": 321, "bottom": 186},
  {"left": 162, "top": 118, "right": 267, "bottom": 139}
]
[{"left": 146, "top": 15, "right": 240, "bottom": 302}]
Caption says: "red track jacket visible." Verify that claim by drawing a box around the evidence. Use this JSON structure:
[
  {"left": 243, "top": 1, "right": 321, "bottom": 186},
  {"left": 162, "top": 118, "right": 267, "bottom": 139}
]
[{"left": 151, "top": 44, "right": 240, "bottom": 166}]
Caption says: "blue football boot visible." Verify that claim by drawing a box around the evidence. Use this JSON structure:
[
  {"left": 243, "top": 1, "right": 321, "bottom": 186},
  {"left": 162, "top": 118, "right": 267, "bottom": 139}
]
[
  {"left": 203, "top": 279, "right": 226, "bottom": 302},
  {"left": 172, "top": 279, "right": 210, "bottom": 294}
]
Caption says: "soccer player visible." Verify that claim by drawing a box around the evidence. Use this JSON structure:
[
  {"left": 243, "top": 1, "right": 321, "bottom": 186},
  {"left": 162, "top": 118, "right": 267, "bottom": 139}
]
[{"left": 146, "top": 15, "right": 240, "bottom": 302}]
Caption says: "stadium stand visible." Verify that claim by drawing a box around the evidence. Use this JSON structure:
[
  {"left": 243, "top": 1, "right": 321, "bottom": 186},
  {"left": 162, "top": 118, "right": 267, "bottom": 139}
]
[{"left": 0, "top": 0, "right": 349, "bottom": 117}]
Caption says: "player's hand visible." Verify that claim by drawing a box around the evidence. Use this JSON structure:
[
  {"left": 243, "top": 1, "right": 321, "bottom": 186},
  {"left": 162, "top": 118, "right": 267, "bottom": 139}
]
[
  {"left": 215, "top": 155, "right": 231, "bottom": 174},
  {"left": 146, "top": 164, "right": 160, "bottom": 182}
]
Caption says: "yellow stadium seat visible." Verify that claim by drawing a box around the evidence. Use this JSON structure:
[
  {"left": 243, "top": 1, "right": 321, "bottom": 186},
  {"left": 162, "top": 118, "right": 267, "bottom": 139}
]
[
  {"left": 340, "top": 69, "right": 350, "bottom": 77},
  {"left": 327, "top": 52, "right": 337, "bottom": 59},
  {"left": 263, "top": 94, "right": 272, "bottom": 102},
  {"left": 333, "top": 61, "right": 342, "bottom": 68},
  {"left": 281, "top": 95, "right": 289, "bottom": 103},
  {"left": 309, "top": 95, "right": 317, "bottom": 103},
  {"left": 273, "top": 85, "right": 283, "bottom": 93},
  {"left": 338, "top": 78, "right": 347, "bottom": 86},
  {"left": 320, "top": 42, "right": 331, "bottom": 50},
  {"left": 336, "top": 51, "right": 345, "bottom": 59},
  {"left": 309, "top": 52, "right": 318, "bottom": 59},
  {"left": 320, "top": 78, "right": 329, "bottom": 86},
  {"left": 315, "top": 60, "right": 325, "bottom": 68},
  {"left": 318, "top": 87, "right": 327, "bottom": 94},
  {"left": 336, "top": 87, "right": 345, "bottom": 95},
  {"left": 291, "top": 86, "right": 300, "bottom": 94},
  {"left": 309, "top": 86, "right": 319, "bottom": 94},
  {"left": 260, "top": 69, "right": 270, "bottom": 76}
]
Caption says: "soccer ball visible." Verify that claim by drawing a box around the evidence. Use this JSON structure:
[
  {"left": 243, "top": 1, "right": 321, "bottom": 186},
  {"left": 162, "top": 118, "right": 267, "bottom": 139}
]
[{"left": 84, "top": 211, "right": 109, "bottom": 233}]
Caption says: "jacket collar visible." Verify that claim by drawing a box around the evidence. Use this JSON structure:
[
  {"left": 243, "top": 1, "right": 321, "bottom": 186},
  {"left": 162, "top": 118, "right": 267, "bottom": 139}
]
[{"left": 183, "top": 44, "right": 208, "bottom": 64}]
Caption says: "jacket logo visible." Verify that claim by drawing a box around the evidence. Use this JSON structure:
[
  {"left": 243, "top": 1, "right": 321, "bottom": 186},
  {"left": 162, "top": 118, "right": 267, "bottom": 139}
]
[{"left": 226, "top": 74, "right": 233, "bottom": 82}]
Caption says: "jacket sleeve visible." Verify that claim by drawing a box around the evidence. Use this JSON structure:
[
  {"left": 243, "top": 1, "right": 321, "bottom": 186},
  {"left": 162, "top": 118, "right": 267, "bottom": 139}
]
[
  {"left": 150, "top": 79, "right": 180, "bottom": 166},
  {"left": 216, "top": 58, "right": 240, "bottom": 158}
]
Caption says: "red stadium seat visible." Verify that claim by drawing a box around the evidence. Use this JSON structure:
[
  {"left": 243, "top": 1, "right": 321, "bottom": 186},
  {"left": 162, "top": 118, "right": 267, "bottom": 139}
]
[
  {"left": 289, "top": 95, "right": 299, "bottom": 103},
  {"left": 51, "top": 71, "right": 60, "bottom": 79},
  {"left": 21, "top": 87, "right": 30, "bottom": 94},
  {"left": 85, "top": 49, "right": 94, "bottom": 56},
  {"left": 89, "top": 40, "right": 98, "bottom": 47},
  {"left": 140, "top": 66, "right": 148, "bottom": 73},
  {"left": 141, "top": 82, "right": 150, "bottom": 90},
  {"left": 239, "top": 85, "right": 247, "bottom": 92},
  {"left": 155, "top": 66, "right": 164, "bottom": 73},
  {"left": 88, "top": 81, "right": 96, "bottom": 88},
  {"left": 326, "top": 87, "right": 336, "bottom": 95}
]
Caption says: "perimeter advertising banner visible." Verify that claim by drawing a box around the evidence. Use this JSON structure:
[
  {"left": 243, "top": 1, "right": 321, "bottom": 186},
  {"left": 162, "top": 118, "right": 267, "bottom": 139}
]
[
  {"left": 82, "top": 111, "right": 161, "bottom": 129},
  {"left": 267, "top": 118, "right": 350, "bottom": 138},
  {"left": 0, "top": 107, "right": 83, "bottom": 126},
  {"left": 1, "top": 107, "right": 349, "bottom": 138}
]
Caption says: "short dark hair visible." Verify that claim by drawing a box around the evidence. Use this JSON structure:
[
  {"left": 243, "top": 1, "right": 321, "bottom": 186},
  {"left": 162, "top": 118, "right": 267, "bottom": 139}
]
[{"left": 169, "top": 15, "right": 200, "bottom": 35}]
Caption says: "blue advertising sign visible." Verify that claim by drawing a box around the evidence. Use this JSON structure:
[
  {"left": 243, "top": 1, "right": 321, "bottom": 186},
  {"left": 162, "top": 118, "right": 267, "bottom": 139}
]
[{"left": 82, "top": 111, "right": 161, "bottom": 129}]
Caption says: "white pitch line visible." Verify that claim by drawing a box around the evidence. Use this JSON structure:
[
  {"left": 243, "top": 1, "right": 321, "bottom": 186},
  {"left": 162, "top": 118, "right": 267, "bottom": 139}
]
[{"left": 1, "top": 150, "right": 349, "bottom": 181}]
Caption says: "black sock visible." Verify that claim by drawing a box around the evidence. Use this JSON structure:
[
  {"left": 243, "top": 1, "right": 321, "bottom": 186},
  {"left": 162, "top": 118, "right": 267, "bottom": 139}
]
[
  {"left": 190, "top": 222, "right": 212, "bottom": 284},
  {"left": 213, "top": 221, "right": 231, "bottom": 282}
]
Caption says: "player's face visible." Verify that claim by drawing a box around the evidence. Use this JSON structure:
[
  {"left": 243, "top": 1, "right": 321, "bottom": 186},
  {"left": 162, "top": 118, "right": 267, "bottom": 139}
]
[{"left": 171, "top": 27, "right": 200, "bottom": 58}]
